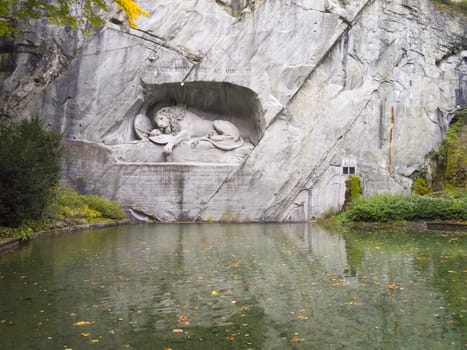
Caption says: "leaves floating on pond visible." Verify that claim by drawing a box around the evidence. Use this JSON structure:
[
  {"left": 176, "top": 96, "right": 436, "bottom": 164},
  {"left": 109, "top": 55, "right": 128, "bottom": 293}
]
[
  {"left": 345, "top": 301, "right": 362, "bottom": 306},
  {"left": 386, "top": 283, "right": 404, "bottom": 290},
  {"left": 177, "top": 315, "right": 190, "bottom": 326},
  {"left": 73, "top": 321, "right": 93, "bottom": 326},
  {"left": 290, "top": 335, "right": 305, "bottom": 342}
]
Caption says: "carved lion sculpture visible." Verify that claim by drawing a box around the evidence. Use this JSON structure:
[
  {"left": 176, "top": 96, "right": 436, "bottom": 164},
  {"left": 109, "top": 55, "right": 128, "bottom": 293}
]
[{"left": 134, "top": 106, "right": 243, "bottom": 155}]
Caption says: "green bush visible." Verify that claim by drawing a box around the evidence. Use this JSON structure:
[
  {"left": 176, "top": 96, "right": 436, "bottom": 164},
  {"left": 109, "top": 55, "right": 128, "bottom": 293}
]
[
  {"left": 340, "top": 193, "right": 466, "bottom": 222},
  {"left": 444, "top": 112, "right": 466, "bottom": 188},
  {"left": 412, "top": 177, "right": 431, "bottom": 195},
  {"left": 0, "top": 118, "right": 61, "bottom": 227},
  {"left": 0, "top": 225, "right": 34, "bottom": 240},
  {"left": 55, "top": 186, "right": 125, "bottom": 221},
  {"left": 83, "top": 194, "right": 124, "bottom": 220},
  {"left": 429, "top": 109, "right": 466, "bottom": 191},
  {"left": 342, "top": 175, "right": 362, "bottom": 210},
  {"left": 349, "top": 176, "right": 361, "bottom": 202},
  {"left": 0, "top": 186, "right": 125, "bottom": 239}
]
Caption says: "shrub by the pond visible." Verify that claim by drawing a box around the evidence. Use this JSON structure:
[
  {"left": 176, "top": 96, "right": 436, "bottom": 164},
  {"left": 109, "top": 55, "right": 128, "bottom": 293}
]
[
  {"left": 0, "top": 186, "right": 125, "bottom": 239},
  {"left": 412, "top": 177, "right": 431, "bottom": 195},
  {"left": 54, "top": 186, "right": 125, "bottom": 222},
  {"left": 0, "top": 117, "right": 61, "bottom": 227},
  {"left": 428, "top": 109, "right": 466, "bottom": 191},
  {"left": 339, "top": 193, "right": 467, "bottom": 222},
  {"left": 342, "top": 175, "right": 362, "bottom": 209}
]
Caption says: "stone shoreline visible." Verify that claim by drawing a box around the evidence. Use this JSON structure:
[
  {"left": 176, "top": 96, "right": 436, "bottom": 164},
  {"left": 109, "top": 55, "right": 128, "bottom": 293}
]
[{"left": 0, "top": 220, "right": 130, "bottom": 256}]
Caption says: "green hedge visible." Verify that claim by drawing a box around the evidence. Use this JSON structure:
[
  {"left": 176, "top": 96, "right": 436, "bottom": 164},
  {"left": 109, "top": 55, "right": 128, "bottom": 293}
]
[{"left": 339, "top": 193, "right": 466, "bottom": 222}]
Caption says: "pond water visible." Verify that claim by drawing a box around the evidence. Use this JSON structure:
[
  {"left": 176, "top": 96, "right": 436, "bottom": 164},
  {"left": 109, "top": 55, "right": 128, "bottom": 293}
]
[{"left": 0, "top": 223, "right": 465, "bottom": 350}]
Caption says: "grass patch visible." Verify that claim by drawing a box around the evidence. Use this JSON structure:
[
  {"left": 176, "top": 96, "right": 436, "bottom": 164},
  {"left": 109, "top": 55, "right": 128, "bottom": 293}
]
[
  {"left": 0, "top": 186, "right": 125, "bottom": 239},
  {"left": 53, "top": 186, "right": 124, "bottom": 222}
]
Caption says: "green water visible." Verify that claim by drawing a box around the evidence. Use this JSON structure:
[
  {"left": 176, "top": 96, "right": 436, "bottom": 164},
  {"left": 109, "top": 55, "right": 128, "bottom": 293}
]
[{"left": 0, "top": 223, "right": 465, "bottom": 350}]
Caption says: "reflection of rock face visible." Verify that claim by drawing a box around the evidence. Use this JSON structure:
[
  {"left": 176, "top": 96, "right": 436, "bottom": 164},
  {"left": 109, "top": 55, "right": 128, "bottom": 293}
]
[{"left": 2, "top": 0, "right": 465, "bottom": 221}]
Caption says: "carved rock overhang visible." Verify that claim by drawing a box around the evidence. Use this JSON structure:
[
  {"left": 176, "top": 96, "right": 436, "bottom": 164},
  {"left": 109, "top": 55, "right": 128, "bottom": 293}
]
[{"left": 92, "top": 81, "right": 264, "bottom": 166}]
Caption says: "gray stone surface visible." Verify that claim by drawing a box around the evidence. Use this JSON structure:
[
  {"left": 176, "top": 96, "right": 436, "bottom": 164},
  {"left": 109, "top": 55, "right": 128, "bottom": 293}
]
[{"left": 1, "top": 0, "right": 465, "bottom": 221}]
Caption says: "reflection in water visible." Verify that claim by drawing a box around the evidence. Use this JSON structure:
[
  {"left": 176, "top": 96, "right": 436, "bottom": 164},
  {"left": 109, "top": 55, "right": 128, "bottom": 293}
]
[{"left": 0, "top": 223, "right": 465, "bottom": 349}]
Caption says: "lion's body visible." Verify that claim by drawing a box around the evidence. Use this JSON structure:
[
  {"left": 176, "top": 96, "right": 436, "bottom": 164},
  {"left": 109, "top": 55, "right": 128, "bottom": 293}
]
[{"left": 144, "top": 107, "right": 243, "bottom": 155}]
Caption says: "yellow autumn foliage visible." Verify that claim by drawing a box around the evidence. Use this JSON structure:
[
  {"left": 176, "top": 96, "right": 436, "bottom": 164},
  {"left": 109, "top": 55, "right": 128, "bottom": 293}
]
[
  {"left": 115, "top": 0, "right": 150, "bottom": 28},
  {"left": 0, "top": 0, "right": 150, "bottom": 37}
]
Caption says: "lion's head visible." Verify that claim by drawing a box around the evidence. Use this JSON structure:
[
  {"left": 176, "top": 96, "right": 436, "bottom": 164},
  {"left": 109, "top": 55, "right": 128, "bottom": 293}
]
[{"left": 152, "top": 107, "right": 185, "bottom": 135}]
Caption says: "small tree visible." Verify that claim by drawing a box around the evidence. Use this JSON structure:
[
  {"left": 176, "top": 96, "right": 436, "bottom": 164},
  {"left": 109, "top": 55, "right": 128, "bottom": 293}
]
[
  {"left": 342, "top": 175, "right": 362, "bottom": 210},
  {"left": 0, "top": 117, "right": 62, "bottom": 227}
]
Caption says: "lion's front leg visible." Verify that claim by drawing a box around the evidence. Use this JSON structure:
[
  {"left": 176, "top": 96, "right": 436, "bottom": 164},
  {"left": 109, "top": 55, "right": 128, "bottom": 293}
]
[
  {"left": 163, "top": 130, "right": 191, "bottom": 155},
  {"left": 163, "top": 142, "right": 174, "bottom": 155}
]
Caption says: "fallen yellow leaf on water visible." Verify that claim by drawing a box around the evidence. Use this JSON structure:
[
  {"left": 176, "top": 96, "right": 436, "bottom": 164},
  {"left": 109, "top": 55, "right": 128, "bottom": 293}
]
[
  {"left": 211, "top": 290, "right": 220, "bottom": 296},
  {"left": 80, "top": 332, "right": 90, "bottom": 337},
  {"left": 172, "top": 328, "right": 184, "bottom": 333},
  {"left": 90, "top": 339, "right": 99, "bottom": 343},
  {"left": 290, "top": 336, "right": 305, "bottom": 342},
  {"left": 386, "top": 283, "right": 403, "bottom": 290},
  {"left": 73, "top": 321, "right": 93, "bottom": 326},
  {"left": 177, "top": 315, "right": 190, "bottom": 325}
]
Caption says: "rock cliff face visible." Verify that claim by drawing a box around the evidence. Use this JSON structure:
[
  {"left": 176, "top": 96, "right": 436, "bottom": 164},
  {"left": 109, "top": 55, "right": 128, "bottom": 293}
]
[{"left": 1, "top": 0, "right": 465, "bottom": 221}]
